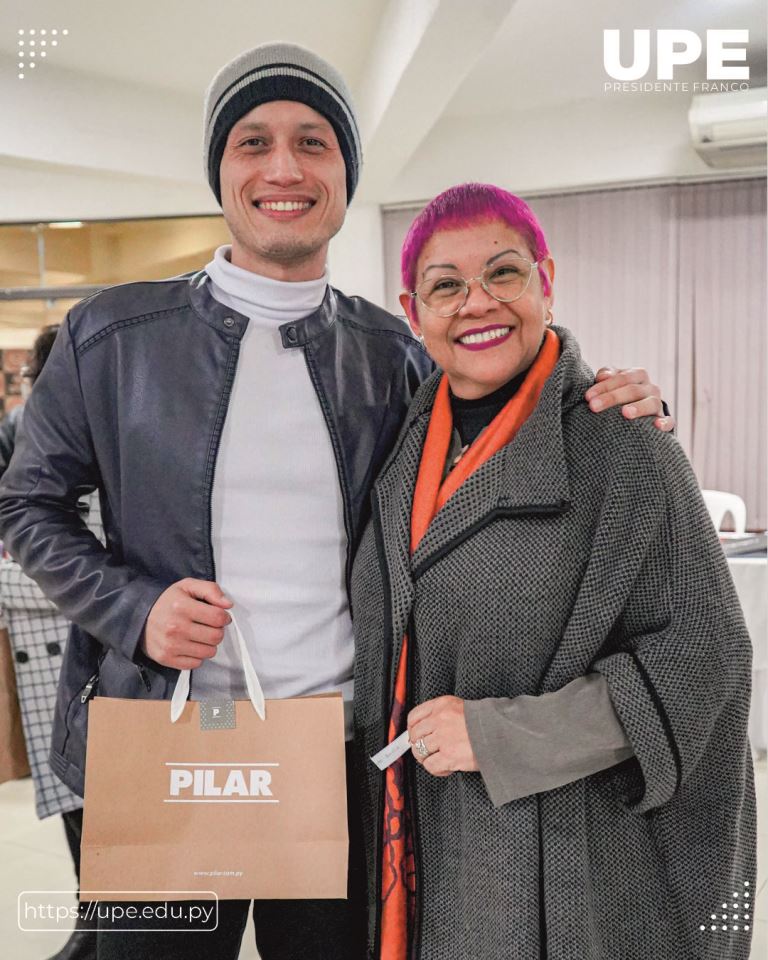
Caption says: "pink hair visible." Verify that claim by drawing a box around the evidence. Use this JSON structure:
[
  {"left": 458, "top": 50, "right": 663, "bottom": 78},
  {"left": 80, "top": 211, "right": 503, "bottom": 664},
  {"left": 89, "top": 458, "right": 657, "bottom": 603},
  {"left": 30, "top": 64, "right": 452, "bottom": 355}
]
[{"left": 400, "top": 183, "right": 551, "bottom": 297}]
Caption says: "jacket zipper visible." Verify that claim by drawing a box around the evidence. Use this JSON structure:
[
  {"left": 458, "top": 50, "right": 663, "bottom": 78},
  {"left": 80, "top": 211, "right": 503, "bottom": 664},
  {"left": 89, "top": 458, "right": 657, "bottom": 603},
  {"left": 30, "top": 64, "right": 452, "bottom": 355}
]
[
  {"left": 371, "top": 490, "right": 394, "bottom": 959},
  {"left": 191, "top": 332, "right": 241, "bottom": 706},
  {"left": 205, "top": 334, "right": 242, "bottom": 585},
  {"left": 61, "top": 648, "right": 107, "bottom": 755},
  {"left": 303, "top": 344, "right": 356, "bottom": 608},
  {"left": 80, "top": 650, "right": 108, "bottom": 704},
  {"left": 80, "top": 672, "right": 99, "bottom": 704}
]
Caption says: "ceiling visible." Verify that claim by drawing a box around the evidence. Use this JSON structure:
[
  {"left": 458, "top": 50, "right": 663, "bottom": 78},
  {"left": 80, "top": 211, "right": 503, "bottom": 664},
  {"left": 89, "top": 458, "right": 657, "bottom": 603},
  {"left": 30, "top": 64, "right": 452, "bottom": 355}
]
[
  {"left": 0, "top": 0, "right": 766, "bottom": 116},
  {"left": 1, "top": 0, "right": 762, "bottom": 110},
  {"left": 445, "top": 0, "right": 767, "bottom": 116},
  {"left": 0, "top": 0, "right": 388, "bottom": 99},
  {"left": 0, "top": 1, "right": 763, "bottom": 223}
]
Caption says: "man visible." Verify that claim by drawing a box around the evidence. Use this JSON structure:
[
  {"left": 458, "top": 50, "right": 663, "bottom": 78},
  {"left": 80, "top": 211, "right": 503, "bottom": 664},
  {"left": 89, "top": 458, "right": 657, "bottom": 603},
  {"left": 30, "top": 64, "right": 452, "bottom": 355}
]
[{"left": 0, "top": 43, "right": 670, "bottom": 960}]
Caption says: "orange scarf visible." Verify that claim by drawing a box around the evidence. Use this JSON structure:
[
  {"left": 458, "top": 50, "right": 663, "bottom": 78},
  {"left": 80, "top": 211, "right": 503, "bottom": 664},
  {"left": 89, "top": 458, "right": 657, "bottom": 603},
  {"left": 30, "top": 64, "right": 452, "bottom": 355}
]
[{"left": 380, "top": 329, "right": 560, "bottom": 960}]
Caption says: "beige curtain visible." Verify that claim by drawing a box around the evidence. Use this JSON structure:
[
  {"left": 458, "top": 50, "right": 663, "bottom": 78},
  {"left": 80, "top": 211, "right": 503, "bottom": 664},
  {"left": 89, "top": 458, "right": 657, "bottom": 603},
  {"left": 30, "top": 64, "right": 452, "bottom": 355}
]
[
  {"left": 382, "top": 180, "right": 766, "bottom": 529},
  {"left": 677, "top": 180, "right": 766, "bottom": 531}
]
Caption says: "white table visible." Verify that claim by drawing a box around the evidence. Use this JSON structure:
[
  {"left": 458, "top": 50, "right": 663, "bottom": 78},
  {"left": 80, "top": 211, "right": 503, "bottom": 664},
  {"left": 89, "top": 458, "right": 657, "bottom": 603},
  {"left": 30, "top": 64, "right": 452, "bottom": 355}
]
[{"left": 728, "top": 557, "right": 767, "bottom": 754}]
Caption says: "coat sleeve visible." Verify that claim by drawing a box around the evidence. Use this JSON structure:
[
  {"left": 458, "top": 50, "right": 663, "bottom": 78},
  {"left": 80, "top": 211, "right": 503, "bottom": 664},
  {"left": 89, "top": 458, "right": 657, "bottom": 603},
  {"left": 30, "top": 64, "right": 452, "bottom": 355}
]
[
  {"left": 0, "top": 314, "right": 167, "bottom": 662},
  {"left": 590, "top": 433, "right": 752, "bottom": 816}
]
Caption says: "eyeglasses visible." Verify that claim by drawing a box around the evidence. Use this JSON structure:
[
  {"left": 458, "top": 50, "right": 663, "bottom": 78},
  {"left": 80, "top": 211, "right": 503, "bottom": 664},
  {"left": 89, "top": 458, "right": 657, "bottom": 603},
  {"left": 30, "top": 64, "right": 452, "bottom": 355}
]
[{"left": 411, "top": 257, "right": 543, "bottom": 318}]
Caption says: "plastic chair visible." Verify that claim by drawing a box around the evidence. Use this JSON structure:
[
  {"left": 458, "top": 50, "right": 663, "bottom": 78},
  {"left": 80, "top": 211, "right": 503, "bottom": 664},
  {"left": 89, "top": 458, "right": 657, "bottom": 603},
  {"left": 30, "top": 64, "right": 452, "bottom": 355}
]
[{"left": 701, "top": 490, "right": 747, "bottom": 534}]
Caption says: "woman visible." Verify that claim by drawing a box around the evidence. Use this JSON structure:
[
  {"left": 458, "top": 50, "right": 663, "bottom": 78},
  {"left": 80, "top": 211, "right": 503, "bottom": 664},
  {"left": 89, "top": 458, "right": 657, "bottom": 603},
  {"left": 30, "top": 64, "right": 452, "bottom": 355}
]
[{"left": 352, "top": 184, "right": 755, "bottom": 960}]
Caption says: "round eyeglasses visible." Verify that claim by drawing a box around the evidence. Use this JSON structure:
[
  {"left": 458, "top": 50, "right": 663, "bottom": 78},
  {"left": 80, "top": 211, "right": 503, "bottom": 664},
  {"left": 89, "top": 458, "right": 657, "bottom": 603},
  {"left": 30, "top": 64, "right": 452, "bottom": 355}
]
[{"left": 411, "top": 257, "right": 543, "bottom": 318}]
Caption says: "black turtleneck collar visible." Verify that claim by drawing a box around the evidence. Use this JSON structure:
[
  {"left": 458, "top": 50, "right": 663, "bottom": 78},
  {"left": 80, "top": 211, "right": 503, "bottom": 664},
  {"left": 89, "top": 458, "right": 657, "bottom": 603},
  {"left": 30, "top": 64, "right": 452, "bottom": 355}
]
[{"left": 449, "top": 365, "right": 531, "bottom": 447}]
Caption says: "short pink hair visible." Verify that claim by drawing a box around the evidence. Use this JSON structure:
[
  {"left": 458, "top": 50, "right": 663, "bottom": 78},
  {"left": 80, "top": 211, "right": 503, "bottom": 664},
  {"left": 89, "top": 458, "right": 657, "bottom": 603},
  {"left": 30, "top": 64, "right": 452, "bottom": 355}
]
[{"left": 401, "top": 183, "right": 551, "bottom": 297}]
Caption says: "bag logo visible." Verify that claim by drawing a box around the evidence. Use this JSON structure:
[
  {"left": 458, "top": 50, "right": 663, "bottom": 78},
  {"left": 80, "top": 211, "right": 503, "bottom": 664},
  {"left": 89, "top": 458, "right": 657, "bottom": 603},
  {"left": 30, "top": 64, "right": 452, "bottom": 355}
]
[{"left": 164, "top": 762, "right": 279, "bottom": 803}]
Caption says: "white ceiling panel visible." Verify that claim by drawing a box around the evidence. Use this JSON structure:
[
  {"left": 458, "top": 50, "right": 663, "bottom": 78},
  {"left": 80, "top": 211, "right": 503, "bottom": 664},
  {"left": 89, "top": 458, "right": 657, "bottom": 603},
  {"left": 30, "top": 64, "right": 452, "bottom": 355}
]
[
  {"left": 445, "top": 0, "right": 767, "bottom": 116},
  {"left": 0, "top": 0, "right": 388, "bottom": 97}
]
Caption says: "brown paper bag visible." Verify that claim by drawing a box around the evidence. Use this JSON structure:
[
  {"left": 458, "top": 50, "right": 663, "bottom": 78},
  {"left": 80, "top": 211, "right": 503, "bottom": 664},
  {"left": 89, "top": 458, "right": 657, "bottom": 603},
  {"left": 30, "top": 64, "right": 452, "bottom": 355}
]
[
  {"left": 0, "top": 626, "right": 30, "bottom": 784},
  {"left": 81, "top": 691, "right": 347, "bottom": 902}
]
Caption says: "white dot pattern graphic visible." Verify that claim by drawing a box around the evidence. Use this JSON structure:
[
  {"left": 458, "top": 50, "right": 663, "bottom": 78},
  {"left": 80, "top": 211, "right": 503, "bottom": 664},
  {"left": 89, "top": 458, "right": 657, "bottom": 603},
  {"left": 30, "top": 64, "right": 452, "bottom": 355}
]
[
  {"left": 15, "top": 28, "right": 68, "bottom": 78},
  {"left": 698, "top": 883, "right": 755, "bottom": 937}
]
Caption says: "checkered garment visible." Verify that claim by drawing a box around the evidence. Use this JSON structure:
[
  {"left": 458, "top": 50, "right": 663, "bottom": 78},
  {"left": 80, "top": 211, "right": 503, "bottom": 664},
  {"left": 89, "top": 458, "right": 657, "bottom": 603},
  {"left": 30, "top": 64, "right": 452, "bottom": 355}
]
[
  {"left": 0, "top": 495, "right": 104, "bottom": 819},
  {"left": 352, "top": 325, "right": 756, "bottom": 960}
]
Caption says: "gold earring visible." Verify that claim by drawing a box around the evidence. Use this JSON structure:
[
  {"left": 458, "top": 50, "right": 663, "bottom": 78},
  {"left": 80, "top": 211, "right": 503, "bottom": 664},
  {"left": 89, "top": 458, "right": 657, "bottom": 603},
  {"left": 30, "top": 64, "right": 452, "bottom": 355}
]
[{"left": 545, "top": 308, "right": 553, "bottom": 325}]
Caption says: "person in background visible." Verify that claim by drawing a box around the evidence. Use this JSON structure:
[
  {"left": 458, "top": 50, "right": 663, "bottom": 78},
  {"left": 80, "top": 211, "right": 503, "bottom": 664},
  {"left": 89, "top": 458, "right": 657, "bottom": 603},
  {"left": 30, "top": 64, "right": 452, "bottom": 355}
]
[
  {"left": 0, "top": 45, "right": 671, "bottom": 959},
  {"left": 0, "top": 324, "right": 60, "bottom": 479},
  {"left": 352, "top": 183, "right": 755, "bottom": 960},
  {"left": 0, "top": 322, "right": 96, "bottom": 960}
]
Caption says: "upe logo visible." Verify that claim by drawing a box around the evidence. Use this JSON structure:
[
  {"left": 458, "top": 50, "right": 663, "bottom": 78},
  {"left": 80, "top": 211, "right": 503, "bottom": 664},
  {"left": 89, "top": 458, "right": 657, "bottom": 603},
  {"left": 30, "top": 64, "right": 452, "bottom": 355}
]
[
  {"left": 604, "top": 29, "right": 749, "bottom": 81},
  {"left": 165, "top": 763, "right": 278, "bottom": 803}
]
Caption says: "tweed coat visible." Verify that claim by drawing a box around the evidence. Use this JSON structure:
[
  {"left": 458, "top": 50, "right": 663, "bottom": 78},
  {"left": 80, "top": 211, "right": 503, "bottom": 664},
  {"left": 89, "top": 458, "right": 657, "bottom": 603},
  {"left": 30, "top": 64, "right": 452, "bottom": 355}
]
[
  {"left": 0, "top": 494, "right": 103, "bottom": 819},
  {"left": 351, "top": 326, "right": 756, "bottom": 960}
]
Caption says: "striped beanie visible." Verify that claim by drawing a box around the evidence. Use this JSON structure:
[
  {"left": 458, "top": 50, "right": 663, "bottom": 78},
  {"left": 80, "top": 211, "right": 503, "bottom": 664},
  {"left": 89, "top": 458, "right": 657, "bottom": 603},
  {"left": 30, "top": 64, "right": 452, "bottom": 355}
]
[{"left": 203, "top": 42, "right": 362, "bottom": 205}]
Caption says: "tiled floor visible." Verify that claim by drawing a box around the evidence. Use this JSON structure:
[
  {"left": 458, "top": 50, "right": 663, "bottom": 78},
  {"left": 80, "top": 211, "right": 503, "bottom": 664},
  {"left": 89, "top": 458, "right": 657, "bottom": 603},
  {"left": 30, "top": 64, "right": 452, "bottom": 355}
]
[{"left": 0, "top": 761, "right": 765, "bottom": 959}]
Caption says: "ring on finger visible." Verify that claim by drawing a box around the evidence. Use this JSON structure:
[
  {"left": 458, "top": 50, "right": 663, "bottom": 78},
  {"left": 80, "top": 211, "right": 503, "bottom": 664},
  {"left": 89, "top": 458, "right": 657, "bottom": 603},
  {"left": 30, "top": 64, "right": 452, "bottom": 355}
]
[{"left": 414, "top": 737, "right": 431, "bottom": 759}]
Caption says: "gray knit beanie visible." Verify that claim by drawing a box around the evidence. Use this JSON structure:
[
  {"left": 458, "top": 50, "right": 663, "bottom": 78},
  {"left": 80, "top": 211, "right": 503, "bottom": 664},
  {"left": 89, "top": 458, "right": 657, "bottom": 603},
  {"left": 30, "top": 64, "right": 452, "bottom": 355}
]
[{"left": 203, "top": 42, "right": 362, "bottom": 205}]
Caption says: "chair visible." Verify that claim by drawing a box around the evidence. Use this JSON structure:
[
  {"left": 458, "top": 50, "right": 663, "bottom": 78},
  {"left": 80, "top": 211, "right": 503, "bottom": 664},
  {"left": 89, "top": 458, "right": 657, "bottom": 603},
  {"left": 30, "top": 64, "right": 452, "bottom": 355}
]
[{"left": 701, "top": 490, "right": 747, "bottom": 534}]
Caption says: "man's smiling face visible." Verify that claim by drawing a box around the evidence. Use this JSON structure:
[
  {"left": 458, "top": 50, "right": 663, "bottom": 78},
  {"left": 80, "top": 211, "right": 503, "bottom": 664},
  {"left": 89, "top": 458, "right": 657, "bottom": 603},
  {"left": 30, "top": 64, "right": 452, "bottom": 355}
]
[{"left": 219, "top": 100, "right": 347, "bottom": 280}]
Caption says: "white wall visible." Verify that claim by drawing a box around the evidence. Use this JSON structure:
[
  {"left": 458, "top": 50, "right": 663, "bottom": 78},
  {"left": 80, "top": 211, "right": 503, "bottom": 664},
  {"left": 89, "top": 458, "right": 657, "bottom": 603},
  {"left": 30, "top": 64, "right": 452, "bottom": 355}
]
[
  {"left": 384, "top": 93, "right": 723, "bottom": 204},
  {"left": 0, "top": 157, "right": 217, "bottom": 223},
  {"left": 327, "top": 204, "right": 385, "bottom": 305},
  {"left": 0, "top": 52, "right": 216, "bottom": 222}
]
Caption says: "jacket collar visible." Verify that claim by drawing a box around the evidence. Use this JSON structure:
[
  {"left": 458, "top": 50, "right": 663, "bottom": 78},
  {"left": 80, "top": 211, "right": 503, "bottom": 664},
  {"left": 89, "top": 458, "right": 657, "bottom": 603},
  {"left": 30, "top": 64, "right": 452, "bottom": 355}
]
[
  {"left": 187, "top": 270, "right": 250, "bottom": 338},
  {"left": 374, "top": 326, "right": 593, "bottom": 584},
  {"left": 186, "top": 271, "right": 337, "bottom": 348}
]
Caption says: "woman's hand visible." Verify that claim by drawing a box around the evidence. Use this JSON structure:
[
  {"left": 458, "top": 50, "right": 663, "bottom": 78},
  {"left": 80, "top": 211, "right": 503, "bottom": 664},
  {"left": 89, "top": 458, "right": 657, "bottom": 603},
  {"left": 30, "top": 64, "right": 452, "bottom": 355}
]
[
  {"left": 408, "top": 695, "right": 479, "bottom": 776},
  {"left": 585, "top": 367, "right": 675, "bottom": 432}
]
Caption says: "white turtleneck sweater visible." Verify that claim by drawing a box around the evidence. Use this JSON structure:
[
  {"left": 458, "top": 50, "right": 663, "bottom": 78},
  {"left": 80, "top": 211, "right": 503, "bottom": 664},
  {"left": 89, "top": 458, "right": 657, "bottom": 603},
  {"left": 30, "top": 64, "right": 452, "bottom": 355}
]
[{"left": 191, "top": 246, "right": 354, "bottom": 737}]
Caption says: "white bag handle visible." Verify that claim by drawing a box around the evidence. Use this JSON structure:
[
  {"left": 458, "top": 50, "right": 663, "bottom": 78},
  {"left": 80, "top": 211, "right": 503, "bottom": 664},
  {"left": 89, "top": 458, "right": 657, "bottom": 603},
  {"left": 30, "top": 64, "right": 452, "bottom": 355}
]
[{"left": 170, "top": 609, "right": 266, "bottom": 723}]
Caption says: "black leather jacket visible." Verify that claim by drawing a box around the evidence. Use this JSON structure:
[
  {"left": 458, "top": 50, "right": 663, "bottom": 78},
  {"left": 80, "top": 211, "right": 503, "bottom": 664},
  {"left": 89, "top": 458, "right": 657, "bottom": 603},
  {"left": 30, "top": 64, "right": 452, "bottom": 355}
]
[{"left": 0, "top": 271, "right": 433, "bottom": 796}]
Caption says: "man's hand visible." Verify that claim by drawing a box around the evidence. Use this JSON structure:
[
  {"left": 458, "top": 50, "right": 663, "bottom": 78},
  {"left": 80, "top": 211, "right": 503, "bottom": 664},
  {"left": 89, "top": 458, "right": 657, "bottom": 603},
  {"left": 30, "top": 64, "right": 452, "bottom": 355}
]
[
  {"left": 142, "top": 578, "right": 232, "bottom": 670},
  {"left": 585, "top": 367, "right": 675, "bottom": 432},
  {"left": 407, "top": 695, "right": 479, "bottom": 777}
]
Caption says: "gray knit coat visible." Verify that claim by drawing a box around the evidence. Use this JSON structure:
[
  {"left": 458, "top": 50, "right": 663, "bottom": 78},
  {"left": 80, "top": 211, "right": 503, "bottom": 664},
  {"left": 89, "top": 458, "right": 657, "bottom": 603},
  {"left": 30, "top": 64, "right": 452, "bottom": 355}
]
[{"left": 351, "top": 326, "right": 756, "bottom": 960}]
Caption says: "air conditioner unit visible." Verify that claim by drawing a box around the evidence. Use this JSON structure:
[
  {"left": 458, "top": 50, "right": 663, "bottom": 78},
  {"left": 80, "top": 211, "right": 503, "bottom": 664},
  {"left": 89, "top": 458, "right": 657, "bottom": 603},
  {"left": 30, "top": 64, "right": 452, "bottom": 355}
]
[{"left": 689, "top": 87, "right": 767, "bottom": 170}]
